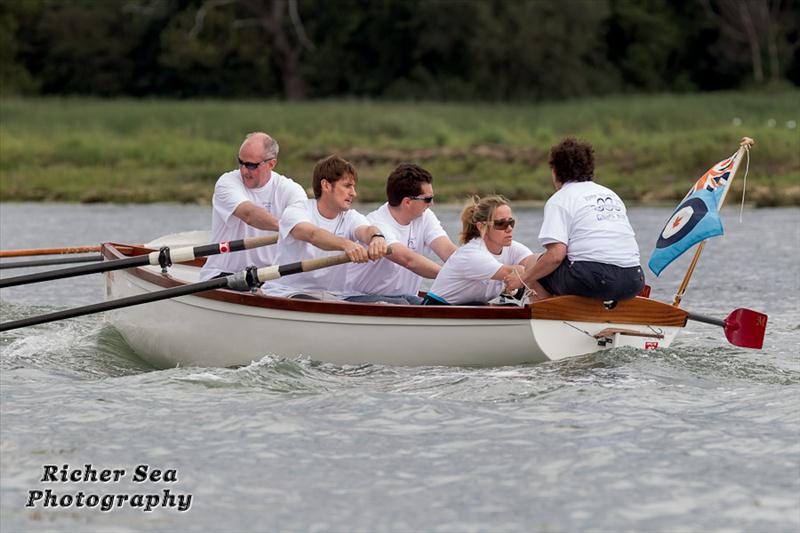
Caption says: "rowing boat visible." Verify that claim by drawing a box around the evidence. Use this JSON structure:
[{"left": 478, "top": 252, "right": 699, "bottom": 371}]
[
  {"left": 101, "top": 239, "right": 688, "bottom": 368},
  {"left": 4, "top": 139, "right": 764, "bottom": 365}
]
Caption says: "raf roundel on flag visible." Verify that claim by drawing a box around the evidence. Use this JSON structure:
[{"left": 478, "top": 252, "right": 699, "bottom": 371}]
[
  {"left": 655, "top": 197, "right": 708, "bottom": 247},
  {"left": 648, "top": 189, "right": 724, "bottom": 277}
]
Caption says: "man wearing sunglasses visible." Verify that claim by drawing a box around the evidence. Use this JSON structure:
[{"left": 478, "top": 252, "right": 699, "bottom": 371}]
[
  {"left": 201, "top": 132, "right": 307, "bottom": 281},
  {"left": 343, "top": 163, "right": 457, "bottom": 304},
  {"left": 505, "top": 137, "right": 644, "bottom": 304},
  {"left": 263, "top": 155, "right": 390, "bottom": 300}
]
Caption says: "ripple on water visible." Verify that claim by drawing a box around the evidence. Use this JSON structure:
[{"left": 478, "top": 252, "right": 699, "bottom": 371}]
[{"left": 1, "top": 314, "right": 153, "bottom": 379}]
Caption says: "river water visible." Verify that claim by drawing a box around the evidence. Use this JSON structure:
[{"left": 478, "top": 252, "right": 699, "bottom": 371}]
[{"left": 1, "top": 202, "right": 798, "bottom": 532}]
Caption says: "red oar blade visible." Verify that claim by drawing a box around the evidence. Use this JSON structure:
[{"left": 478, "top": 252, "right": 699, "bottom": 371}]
[{"left": 724, "top": 308, "right": 768, "bottom": 349}]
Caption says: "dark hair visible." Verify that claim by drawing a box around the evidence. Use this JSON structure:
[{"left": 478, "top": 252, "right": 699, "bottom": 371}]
[
  {"left": 459, "top": 195, "right": 509, "bottom": 244},
  {"left": 312, "top": 155, "right": 357, "bottom": 199},
  {"left": 548, "top": 137, "right": 595, "bottom": 183},
  {"left": 386, "top": 163, "right": 434, "bottom": 206}
]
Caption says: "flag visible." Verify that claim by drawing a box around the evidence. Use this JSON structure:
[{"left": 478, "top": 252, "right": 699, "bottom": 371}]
[{"left": 648, "top": 152, "right": 739, "bottom": 276}]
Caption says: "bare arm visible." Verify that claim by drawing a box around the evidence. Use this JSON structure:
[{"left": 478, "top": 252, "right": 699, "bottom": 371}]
[
  {"left": 491, "top": 264, "right": 526, "bottom": 282},
  {"left": 505, "top": 243, "right": 566, "bottom": 290},
  {"left": 430, "top": 235, "right": 457, "bottom": 262},
  {"left": 520, "top": 253, "right": 539, "bottom": 269},
  {"left": 232, "top": 201, "right": 280, "bottom": 231},
  {"left": 354, "top": 224, "right": 389, "bottom": 260},
  {"left": 289, "top": 222, "right": 369, "bottom": 263},
  {"left": 385, "top": 244, "right": 442, "bottom": 279}
]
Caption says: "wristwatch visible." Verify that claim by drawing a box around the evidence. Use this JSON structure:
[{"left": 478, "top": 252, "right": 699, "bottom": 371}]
[{"left": 369, "top": 233, "right": 385, "bottom": 241}]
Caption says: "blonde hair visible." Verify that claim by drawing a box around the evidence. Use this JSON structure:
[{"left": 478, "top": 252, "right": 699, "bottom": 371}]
[{"left": 459, "top": 195, "right": 510, "bottom": 244}]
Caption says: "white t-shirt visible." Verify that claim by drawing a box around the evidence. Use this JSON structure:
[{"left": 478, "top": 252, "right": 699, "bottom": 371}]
[
  {"left": 428, "top": 238, "right": 532, "bottom": 305},
  {"left": 264, "top": 199, "right": 371, "bottom": 297},
  {"left": 343, "top": 204, "right": 449, "bottom": 297},
  {"left": 539, "top": 181, "right": 640, "bottom": 267},
  {"left": 200, "top": 170, "right": 307, "bottom": 280}
]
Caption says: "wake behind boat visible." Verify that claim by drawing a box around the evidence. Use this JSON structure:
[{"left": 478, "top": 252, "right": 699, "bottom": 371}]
[{"left": 101, "top": 239, "right": 687, "bottom": 369}]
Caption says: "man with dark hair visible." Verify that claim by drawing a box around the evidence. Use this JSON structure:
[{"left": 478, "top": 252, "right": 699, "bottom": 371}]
[
  {"left": 263, "top": 155, "right": 389, "bottom": 299},
  {"left": 343, "top": 163, "right": 457, "bottom": 304},
  {"left": 506, "top": 137, "right": 644, "bottom": 303},
  {"left": 201, "top": 132, "right": 306, "bottom": 281}
]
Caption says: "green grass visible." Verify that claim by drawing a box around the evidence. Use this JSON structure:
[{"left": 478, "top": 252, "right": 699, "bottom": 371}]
[{"left": 1, "top": 92, "right": 798, "bottom": 205}]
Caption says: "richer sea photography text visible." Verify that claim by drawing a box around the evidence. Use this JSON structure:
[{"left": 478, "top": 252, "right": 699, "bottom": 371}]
[{"left": 25, "top": 464, "right": 192, "bottom": 513}]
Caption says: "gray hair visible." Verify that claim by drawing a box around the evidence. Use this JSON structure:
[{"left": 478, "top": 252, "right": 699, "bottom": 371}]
[{"left": 243, "top": 132, "right": 280, "bottom": 160}]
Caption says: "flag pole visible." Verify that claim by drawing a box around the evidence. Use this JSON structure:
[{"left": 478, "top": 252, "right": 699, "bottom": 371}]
[{"left": 672, "top": 137, "right": 754, "bottom": 307}]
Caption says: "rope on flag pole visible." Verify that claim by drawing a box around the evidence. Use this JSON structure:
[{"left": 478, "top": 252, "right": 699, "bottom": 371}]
[{"left": 738, "top": 145, "right": 750, "bottom": 223}]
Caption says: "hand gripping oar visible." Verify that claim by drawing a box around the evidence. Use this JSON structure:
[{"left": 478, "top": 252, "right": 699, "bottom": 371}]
[
  {"left": 0, "top": 235, "right": 278, "bottom": 289},
  {"left": 687, "top": 308, "right": 768, "bottom": 349},
  {"left": 0, "top": 248, "right": 389, "bottom": 332},
  {"left": 0, "top": 254, "right": 104, "bottom": 270}
]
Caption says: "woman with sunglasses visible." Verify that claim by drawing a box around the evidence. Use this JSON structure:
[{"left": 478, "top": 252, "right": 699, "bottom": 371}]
[{"left": 423, "top": 195, "right": 535, "bottom": 305}]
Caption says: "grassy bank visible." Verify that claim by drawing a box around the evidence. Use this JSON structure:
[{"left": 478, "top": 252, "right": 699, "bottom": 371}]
[{"left": 1, "top": 92, "right": 798, "bottom": 205}]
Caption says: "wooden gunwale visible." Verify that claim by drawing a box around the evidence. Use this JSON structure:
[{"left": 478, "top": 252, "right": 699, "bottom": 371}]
[
  {"left": 531, "top": 295, "right": 688, "bottom": 327},
  {"left": 102, "top": 243, "right": 687, "bottom": 326}
]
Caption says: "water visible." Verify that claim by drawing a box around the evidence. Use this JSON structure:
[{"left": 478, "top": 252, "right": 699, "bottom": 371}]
[{"left": 1, "top": 203, "right": 798, "bottom": 532}]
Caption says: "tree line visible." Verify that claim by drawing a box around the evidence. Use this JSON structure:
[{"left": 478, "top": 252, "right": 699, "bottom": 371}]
[{"left": 2, "top": 0, "right": 798, "bottom": 100}]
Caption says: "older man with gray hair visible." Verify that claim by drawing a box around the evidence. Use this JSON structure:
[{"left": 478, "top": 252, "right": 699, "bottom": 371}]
[{"left": 200, "top": 132, "right": 307, "bottom": 281}]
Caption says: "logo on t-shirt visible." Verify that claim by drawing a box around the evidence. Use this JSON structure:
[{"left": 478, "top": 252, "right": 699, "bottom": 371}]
[
  {"left": 407, "top": 233, "right": 417, "bottom": 251},
  {"left": 263, "top": 201, "right": 273, "bottom": 213},
  {"left": 594, "top": 195, "right": 624, "bottom": 221}
]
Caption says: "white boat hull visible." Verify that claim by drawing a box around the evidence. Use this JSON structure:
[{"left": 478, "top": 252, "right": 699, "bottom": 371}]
[{"left": 103, "top": 247, "right": 685, "bottom": 368}]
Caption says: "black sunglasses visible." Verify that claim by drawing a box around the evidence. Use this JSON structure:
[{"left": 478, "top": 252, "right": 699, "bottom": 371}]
[
  {"left": 409, "top": 195, "right": 434, "bottom": 204},
  {"left": 492, "top": 217, "right": 516, "bottom": 230},
  {"left": 238, "top": 158, "right": 272, "bottom": 170}
]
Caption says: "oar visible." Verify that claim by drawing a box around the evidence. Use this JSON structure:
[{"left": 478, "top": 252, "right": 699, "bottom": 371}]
[
  {"left": 0, "top": 250, "right": 368, "bottom": 332},
  {"left": 687, "top": 308, "right": 768, "bottom": 349},
  {"left": 0, "top": 254, "right": 104, "bottom": 270},
  {"left": 1, "top": 245, "right": 105, "bottom": 258},
  {"left": 0, "top": 234, "right": 278, "bottom": 289}
]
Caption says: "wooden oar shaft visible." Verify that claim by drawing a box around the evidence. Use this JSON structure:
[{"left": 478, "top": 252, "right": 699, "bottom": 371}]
[
  {"left": 256, "top": 253, "right": 353, "bottom": 282},
  {"left": 0, "top": 245, "right": 143, "bottom": 258},
  {"left": 0, "top": 234, "right": 278, "bottom": 289},
  {"left": 173, "top": 234, "right": 277, "bottom": 263},
  {"left": 253, "top": 247, "right": 390, "bottom": 283},
  {"left": 0, "top": 245, "right": 103, "bottom": 258},
  {"left": 0, "top": 234, "right": 276, "bottom": 259},
  {"left": 0, "top": 254, "right": 104, "bottom": 270}
]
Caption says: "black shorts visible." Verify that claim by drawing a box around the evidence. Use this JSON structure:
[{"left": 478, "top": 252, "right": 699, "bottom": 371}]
[{"left": 539, "top": 259, "right": 645, "bottom": 301}]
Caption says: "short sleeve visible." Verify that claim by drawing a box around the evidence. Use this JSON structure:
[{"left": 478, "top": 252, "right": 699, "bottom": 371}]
[
  {"left": 538, "top": 202, "right": 570, "bottom": 247},
  {"left": 508, "top": 241, "right": 533, "bottom": 264},
  {"left": 213, "top": 175, "right": 249, "bottom": 224},
  {"left": 422, "top": 210, "right": 448, "bottom": 246},
  {"left": 372, "top": 222, "right": 400, "bottom": 246},
  {"left": 344, "top": 210, "right": 371, "bottom": 241},
  {"left": 276, "top": 178, "right": 308, "bottom": 213},
  {"left": 457, "top": 245, "right": 503, "bottom": 280},
  {"left": 279, "top": 202, "right": 312, "bottom": 239}
]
